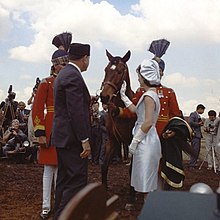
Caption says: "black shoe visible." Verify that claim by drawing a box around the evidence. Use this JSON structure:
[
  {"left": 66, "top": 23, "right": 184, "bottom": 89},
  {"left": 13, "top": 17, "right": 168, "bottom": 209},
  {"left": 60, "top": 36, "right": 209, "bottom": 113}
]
[{"left": 40, "top": 209, "right": 51, "bottom": 219}]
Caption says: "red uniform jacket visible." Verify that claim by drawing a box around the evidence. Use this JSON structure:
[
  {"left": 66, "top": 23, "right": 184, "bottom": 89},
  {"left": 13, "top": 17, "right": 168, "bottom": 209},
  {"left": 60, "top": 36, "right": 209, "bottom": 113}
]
[
  {"left": 119, "top": 85, "right": 181, "bottom": 136},
  {"left": 32, "top": 76, "right": 57, "bottom": 165}
]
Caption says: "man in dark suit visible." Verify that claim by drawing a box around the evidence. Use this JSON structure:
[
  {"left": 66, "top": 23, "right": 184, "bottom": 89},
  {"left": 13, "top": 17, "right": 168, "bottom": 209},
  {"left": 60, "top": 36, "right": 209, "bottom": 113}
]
[
  {"left": 52, "top": 43, "right": 91, "bottom": 219},
  {"left": 189, "top": 104, "right": 205, "bottom": 169}
]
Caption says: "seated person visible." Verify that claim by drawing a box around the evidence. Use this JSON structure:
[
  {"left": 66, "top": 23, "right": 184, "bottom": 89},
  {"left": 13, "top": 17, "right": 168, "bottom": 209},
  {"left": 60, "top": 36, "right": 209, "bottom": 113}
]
[{"left": 2, "top": 119, "right": 28, "bottom": 157}]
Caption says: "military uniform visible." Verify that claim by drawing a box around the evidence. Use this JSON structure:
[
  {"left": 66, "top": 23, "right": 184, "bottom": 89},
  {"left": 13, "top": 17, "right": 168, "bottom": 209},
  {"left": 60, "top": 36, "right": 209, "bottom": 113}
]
[
  {"left": 156, "top": 85, "right": 181, "bottom": 136},
  {"left": 118, "top": 85, "right": 181, "bottom": 136},
  {"left": 32, "top": 76, "right": 57, "bottom": 165}
]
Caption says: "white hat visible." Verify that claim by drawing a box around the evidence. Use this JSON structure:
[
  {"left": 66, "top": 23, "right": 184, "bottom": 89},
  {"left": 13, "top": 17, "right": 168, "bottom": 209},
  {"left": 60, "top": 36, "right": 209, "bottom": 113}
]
[{"left": 140, "top": 59, "right": 160, "bottom": 85}]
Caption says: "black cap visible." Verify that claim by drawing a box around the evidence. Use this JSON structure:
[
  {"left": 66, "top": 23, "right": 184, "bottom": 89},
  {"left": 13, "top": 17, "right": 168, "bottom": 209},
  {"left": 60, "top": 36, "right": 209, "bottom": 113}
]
[{"left": 69, "top": 43, "right": 90, "bottom": 60}]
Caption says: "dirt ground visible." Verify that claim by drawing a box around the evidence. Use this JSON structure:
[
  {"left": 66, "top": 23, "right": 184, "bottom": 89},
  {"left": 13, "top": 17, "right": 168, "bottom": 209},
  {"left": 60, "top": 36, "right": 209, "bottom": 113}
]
[{"left": 0, "top": 156, "right": 219, "bottom": 220}]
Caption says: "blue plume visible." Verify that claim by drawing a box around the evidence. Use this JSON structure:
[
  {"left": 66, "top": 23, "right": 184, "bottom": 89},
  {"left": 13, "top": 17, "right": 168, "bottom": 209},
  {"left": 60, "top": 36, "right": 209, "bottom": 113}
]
[
  {"left": 52, "top": 32, "right": 72, "bottom": 52},
  {"left": 148, "top": 39, "right": 170, "bottom": 58}
]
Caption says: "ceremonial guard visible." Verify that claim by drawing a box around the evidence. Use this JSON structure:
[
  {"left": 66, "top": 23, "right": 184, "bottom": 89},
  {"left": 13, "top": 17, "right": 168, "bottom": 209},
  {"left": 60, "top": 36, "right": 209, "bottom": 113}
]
[
  {"left": 115, "top": 39, "right": 181, "bottom": 136},
  {"left": 32, "top": 32, "right": 71, "bottom": 219}
]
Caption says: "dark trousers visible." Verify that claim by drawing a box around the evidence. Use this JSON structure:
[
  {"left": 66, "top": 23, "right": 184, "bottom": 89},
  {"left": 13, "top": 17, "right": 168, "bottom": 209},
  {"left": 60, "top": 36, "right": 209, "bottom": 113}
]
[
  {"left": 190, "top": 137, "right": 201, "bottom": 167},
  {"left": 53, "top": 146, "right": 88, "bottom": 220},
  {"left": 91, "top": 126, "right": 102, "bottom": 164}
]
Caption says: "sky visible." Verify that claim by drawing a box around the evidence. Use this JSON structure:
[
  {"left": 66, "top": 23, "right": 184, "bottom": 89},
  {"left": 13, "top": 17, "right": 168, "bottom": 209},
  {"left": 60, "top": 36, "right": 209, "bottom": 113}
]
[{"left": 0, "top": 0, "right": 220, "bottom": 117}]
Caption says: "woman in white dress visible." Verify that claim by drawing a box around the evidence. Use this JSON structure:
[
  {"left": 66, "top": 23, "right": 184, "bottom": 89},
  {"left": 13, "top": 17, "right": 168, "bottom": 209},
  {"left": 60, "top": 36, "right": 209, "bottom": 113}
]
[{"left": 120, "top": 59, "right": 161, "bottom": 200}]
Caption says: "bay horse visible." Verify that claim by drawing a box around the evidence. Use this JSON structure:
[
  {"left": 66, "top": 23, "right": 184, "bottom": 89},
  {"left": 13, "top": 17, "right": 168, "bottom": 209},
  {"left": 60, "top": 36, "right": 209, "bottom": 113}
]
[{"left": 100, "top": 50, "right": 136, "bottom": 189}]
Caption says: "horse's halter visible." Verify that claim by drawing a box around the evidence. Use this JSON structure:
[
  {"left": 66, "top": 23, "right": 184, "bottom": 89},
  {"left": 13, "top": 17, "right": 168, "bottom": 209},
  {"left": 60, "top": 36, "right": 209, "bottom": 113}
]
[{"left": 101, "top": 60, "right": 127, "bottom": 97}]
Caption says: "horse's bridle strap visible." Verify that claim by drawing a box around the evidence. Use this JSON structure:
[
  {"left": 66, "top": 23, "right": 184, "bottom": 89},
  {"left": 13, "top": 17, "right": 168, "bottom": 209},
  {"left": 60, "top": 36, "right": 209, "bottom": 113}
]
[{"left": 102, "top": 81, "right": 118, "bottom": 91}]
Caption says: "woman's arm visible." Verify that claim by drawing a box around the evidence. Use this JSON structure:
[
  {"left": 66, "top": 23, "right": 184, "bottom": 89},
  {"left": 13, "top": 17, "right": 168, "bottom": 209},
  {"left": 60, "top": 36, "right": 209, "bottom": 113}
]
[{"left": 141, "top": 95, "right": 155, "bottom": 133}]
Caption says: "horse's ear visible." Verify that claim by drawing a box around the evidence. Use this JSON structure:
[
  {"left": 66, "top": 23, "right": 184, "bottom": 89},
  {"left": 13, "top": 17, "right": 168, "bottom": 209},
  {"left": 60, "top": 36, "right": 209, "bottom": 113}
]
[
  {"left": 122, "top": 50, "right": 131, "bottom": 63},
  {"left": 106, "top": 49, "right": 113, "bottom": 61}
]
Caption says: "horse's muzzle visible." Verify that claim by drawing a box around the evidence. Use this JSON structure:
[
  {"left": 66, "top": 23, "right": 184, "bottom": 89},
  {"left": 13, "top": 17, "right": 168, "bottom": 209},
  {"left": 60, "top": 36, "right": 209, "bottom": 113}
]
[{"left": 100, "top": 94, "right": 110, "bottom": 104}]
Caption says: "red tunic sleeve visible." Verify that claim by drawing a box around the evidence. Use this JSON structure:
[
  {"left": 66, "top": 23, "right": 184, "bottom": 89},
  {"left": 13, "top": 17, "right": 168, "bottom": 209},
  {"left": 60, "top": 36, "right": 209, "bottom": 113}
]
[{"left": 32, "top": 78, "right": 48, "bottom": 137}]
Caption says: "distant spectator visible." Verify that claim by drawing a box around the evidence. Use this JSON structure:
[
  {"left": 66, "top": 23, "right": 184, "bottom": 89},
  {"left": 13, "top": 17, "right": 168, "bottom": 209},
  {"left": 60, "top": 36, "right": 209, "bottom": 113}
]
[
  {"left": 90, "top": 101, "right": 102, "bottom": 165},
  {"left": 0, "top": 92, "right": 18, "bottom": 132},
  {"left": 2, "top": 119, "right": 28, "bottom": 157},
  {"left": 99, "top": 104, "right": 109, "bottom": 165},
  {"left": 204, "top": 110, "right": 218, "bottom": 170},
  {"left": 214, "top": 115, "right": 220, "bottom": 174},
  {"left": 188, "top": 104, "right": 205, "bottom": 169},
  {"left": 16, "top": 101, "right": 30, "bottom": 135}
]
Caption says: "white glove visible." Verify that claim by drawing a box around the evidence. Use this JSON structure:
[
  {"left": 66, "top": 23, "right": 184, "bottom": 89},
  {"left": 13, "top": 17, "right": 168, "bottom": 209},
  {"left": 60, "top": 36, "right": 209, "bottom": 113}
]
[
  {"left": 120, "top": 81, "right": 132, "bottom": 107},
  {"left": 129, "top": 141, "right": 138, "bottom": 155},
  {"left": 129, "top": 128, "right": 146, "bottom": 154}
]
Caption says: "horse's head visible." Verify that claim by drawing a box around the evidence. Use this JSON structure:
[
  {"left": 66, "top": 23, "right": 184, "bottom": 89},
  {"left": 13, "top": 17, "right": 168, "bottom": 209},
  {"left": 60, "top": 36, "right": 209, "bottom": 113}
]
[{"left": 100, "top": 50, "right": 131, "bottom": 104}]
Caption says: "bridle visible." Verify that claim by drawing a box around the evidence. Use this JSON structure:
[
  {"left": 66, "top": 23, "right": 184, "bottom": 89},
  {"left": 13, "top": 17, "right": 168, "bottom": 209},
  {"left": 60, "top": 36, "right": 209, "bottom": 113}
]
[
  {"left": 100, "top": 61, "right": 128, "bottom": 97},
  {"left": 100, "top": 61, "right": 129, "bottom": 144}
]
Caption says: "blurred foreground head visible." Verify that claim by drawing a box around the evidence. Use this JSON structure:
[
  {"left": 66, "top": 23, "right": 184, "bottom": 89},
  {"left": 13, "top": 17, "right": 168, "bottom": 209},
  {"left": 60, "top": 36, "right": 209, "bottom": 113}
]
[{"left": 190, "top": 183, "right": 213, "bottom": 194}]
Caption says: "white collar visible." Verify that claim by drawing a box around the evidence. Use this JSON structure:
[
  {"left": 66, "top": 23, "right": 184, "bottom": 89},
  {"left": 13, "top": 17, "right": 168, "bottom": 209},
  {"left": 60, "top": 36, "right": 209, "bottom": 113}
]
[{"left": 69, "top": 62, "right": 81, "bottom": 73}]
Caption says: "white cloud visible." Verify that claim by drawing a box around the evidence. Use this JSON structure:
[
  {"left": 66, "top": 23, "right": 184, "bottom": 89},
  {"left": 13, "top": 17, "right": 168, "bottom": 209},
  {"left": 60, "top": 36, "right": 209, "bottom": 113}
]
[
  {"left": 1, "top": 0, "right": 220, "bottom": 117},
  {"left": 15, "top": 86, "right": 33, "bottom": 108},
  {"left": 19, "top": 74, "right": 32, "bottom": 80},
  {"left": 0, "top": 5, "right": 12, "bottom": 40},
  {"left": 163, "top": 72, "right": 198, "bottom": 87},
  {"left": 0, "top": 89, "right": 5, "bottom": 103},
  {"left": 0, "top": 0, "right": 219, "bottom": 63}
]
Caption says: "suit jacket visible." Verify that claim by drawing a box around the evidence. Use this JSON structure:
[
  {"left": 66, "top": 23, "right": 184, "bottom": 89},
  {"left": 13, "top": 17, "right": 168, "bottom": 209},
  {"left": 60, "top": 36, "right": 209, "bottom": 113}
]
[
  {"left": 52, "top": 63, "right": 91, "bottom": 149},
  {"left": 189, "top": 111, "right": 202, "bottom": 138}
]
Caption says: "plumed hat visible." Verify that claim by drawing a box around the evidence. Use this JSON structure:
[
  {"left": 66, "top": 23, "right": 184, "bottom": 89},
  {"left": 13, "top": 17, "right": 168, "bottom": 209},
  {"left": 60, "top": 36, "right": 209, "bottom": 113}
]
[
  {"left": 69, "top": 43, "right": 90, "bottom": 60},
  {"left": 52, "top": 32, "right": 72, "bottom": 52},
  {"left": 51, "top": 49, "right": 69, "bottom": 65},
  {"left": 148, "top": 39, "right": 170, "bottom": 72},
  {"left": 140, "top": 59, "right": 160, "bottom": 85}
]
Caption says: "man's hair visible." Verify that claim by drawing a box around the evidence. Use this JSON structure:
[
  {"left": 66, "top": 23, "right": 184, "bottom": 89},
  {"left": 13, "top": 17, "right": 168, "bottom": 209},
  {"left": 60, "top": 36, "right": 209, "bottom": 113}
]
[
  {"left": 11, "top": 119, "right": 19, "bottom": 125},
  {"left": 196, "top": 104, "right": 205, "bottom": 110},
  {"left": 208, "top": 110, "right": 216, "bottom": 117},
  {"left": 18, "top": 101, "right": 25, "bottom": 106}
]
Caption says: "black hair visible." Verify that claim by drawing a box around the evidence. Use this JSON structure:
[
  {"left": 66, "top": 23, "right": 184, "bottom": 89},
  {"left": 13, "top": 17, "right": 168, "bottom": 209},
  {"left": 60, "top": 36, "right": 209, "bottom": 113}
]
[
  {"left": 196, "top": 104, "right": 205, "bottom": 110},
  {"left": 208, "top": 110, "right": 216, "bottom": 117}
]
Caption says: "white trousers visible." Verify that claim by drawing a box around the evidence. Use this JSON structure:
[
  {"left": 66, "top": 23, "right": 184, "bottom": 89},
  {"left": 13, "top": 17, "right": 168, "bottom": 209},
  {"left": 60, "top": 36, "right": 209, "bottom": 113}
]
[
  {"left": 205, "top": 135, "right": 217, "bottom": 168},
  {"left": 28, "top": 110, "right": 38, "bottom": 144},
  {"left": 42, "top": 165, "right": 58, "bottom": 210}
]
